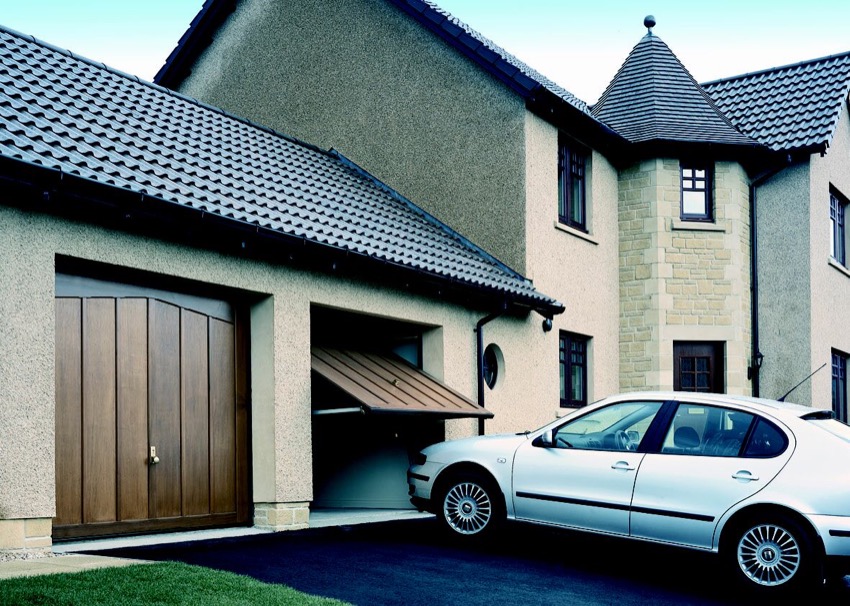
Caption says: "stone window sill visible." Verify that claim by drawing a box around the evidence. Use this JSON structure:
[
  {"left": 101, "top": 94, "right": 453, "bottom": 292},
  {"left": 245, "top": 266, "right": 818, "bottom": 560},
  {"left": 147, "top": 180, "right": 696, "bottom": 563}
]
[
  {"left": 554, "top": 221, "right": 599, "bottom": 245},
  {"left": 671, "top": 219, "right": 728, "bottom": 233}
]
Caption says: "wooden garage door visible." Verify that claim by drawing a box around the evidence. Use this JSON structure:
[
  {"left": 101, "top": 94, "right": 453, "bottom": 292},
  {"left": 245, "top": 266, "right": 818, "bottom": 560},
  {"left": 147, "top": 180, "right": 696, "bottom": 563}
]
[{"left": 54, "top": 296, "right": 249, "bottom": 539}]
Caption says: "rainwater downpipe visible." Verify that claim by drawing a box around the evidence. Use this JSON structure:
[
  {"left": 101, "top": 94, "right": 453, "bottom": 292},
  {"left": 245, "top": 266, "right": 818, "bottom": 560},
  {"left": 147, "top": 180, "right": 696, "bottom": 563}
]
[
  {"left": 749, "top": 178, "right": 762, "bottom": 397},
  {"left": 476, "top": 308, "right": 504, "bottom": 435},
  {"left": 749, "top": 159, "right": 790, "bottom": 397}
]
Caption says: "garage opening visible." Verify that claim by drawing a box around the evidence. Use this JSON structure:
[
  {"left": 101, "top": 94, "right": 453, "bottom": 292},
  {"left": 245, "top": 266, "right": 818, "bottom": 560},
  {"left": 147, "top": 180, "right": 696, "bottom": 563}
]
[{"left": 310, "top": 307, "right": 490, "bottom": 510}]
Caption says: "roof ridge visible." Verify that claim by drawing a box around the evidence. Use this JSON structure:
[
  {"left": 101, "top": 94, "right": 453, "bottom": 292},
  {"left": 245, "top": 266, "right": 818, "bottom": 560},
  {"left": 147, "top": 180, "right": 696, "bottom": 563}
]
[
  {"left": 0, "top": 23, "right": 338, "bottom": 163},
  {"left": 702, "top": 48, "right": 850, "bottom": 87}
]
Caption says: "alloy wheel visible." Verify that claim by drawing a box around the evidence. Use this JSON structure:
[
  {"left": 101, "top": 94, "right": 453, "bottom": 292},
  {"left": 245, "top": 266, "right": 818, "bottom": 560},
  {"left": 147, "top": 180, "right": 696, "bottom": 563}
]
[
  {"left": 443, "top": 481, "right": 492, "bottom": 535},
  {"left": 737, "top": 523, "right": 801, "bottom": 586}
]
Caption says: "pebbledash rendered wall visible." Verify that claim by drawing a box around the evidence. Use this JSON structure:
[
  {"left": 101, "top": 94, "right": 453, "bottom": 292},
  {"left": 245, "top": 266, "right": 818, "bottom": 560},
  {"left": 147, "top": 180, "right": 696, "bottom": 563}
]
[
  {"left": 522, "top": 112, "right": 621, "bottom": 406},
  {"left": 0, "top": 204, "right": 562, "bottom": 551},
  {"left": 177, "top": 0, "right": 529, "bottom": 275},
  {"left": 176, "top": 0, "right": 623, "bottom": 417},
  {"left": 618, "top": 158, "right": 752, "bottom": 394},
  {"left": 757, "top": 108, "right": 850, "bottom": 407}
]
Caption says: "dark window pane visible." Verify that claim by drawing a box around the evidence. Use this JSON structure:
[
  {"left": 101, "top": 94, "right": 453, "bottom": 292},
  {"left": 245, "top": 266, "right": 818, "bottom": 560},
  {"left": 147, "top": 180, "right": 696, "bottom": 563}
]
[
  {"left": 558, "top": 137, "right": 587, "bottom": 231},
  {"left": 560, "top": 332, "right": 589, "bottom": 408},
  {"left": 744, "top": 418, "right": 788, "bottom": 458}
]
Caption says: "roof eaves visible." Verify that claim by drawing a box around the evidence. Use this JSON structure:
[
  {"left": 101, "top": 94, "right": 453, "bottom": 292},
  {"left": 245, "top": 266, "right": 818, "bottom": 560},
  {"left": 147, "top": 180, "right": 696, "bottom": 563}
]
[{"left": 0, "top": 153, "right": 562, "bottom": 316}]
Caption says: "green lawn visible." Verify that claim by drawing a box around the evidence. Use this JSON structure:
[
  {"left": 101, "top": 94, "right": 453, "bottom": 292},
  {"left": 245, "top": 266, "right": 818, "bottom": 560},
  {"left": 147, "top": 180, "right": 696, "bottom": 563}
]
[{"left": 0, "top": 561, "right": 352, "bottom": 606}]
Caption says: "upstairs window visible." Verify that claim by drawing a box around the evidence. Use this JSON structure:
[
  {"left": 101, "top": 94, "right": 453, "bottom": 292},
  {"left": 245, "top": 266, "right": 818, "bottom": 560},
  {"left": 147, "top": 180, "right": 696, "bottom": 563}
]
[
  {"left": 830, "top": 188, "right": 847, "bottom": 266},
  {"left": 558, "top": 136, "right": 587, "bottom": 231},
  {"left": 560, "top": 332, "right": 589, "bottom": 408},
  {"left": 833, "top": 350, "right": 847, "bottom": 423},
  {"left": 680, "top": 162, "right": 713, "bottom": 221}
]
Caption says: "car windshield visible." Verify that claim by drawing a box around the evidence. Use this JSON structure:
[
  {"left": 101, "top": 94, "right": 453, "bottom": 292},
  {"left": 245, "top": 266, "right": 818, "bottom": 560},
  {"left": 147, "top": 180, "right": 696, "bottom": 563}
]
[{"left": 808, "top": 418, "right": 850, "bottom": 442}]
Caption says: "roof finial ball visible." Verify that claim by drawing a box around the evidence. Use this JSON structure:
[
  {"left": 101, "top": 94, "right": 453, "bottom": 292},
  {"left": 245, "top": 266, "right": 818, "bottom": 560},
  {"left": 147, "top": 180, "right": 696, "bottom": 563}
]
[{"left": 644, "top": 15, "right": 656, "bottom": 33}]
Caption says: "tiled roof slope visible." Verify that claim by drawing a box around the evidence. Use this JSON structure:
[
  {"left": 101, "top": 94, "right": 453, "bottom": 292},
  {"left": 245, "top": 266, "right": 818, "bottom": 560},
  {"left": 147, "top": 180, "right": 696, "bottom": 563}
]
[
  {"left": 592, "top": 32, "right": 757, "bottom": 147},
  {"left": 702, "top": 51, "right": 850, "bottom": 153},
  {"left": 0, "top": 27, "right": 562, "bottom": 313}
]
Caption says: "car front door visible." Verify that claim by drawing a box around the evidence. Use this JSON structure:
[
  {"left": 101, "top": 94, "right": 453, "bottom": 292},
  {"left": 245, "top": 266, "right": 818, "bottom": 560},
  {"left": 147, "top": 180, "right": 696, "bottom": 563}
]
[
  {"left": 629, "top": 402, "right": 794, "bottom": 549},
  {"left": 512, "top": 401, "right": 665, "bottom": 536}
]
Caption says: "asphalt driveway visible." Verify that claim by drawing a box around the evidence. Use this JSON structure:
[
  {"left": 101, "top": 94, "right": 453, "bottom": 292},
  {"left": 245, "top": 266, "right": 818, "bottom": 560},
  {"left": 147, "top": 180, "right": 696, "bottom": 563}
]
[{"left": 90, "top": 518, "right": 850, "bottom": 605}]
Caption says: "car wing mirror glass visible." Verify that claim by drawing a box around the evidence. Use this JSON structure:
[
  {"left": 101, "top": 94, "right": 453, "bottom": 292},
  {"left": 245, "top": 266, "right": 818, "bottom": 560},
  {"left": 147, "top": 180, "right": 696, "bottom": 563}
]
[{"left": 533, "top": 430, "right": 554, "bottom": 448}]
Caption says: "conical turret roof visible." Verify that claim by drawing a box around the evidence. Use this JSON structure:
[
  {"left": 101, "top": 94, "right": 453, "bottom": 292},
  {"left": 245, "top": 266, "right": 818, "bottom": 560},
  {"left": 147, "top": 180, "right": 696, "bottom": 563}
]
[{"left": 592, "top": 28, "right": 756, "bottom": 147}]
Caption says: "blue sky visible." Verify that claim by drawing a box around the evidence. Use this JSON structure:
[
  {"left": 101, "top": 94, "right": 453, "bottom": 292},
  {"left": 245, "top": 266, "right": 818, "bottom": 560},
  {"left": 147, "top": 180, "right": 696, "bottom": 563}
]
[{"left": 2, "top": 0, "right": 849, "bottom": 104}]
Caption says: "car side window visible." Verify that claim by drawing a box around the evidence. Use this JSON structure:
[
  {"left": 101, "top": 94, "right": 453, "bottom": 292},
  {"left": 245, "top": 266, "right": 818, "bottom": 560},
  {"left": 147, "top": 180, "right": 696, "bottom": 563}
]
[
  {"left": 553, "top": 401, "right": 663, "bottom": 451},
  {"left": 662, "top": 404, "right": 754, "bottom": 457},
  {"left": 743, "top": 418, "right": 788, "bottom": 457}
]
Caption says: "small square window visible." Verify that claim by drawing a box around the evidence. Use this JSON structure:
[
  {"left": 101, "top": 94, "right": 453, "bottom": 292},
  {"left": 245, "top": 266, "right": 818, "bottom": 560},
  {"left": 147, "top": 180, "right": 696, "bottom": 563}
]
[
  {"left": 559, "top": 332, "right": 589, "bottom": 408},
  {"left": 680, "top": 162, "right": 713, "bottom": 221},
  {"left": 830, "top": 188, "right": 847, "bottom": 266},
  {"left": 558, "top": 136, "right": 588, "bottom": 231}
]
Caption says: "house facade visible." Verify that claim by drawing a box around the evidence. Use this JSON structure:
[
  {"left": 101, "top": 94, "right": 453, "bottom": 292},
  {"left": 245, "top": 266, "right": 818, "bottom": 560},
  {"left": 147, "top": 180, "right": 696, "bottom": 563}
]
[
  {"left": 0, "top": 26, "right": 563, "bottom": 551},
  {"left": 156, "top": 0, "right": 828, "bottom": 404},
  {"left": 4, "top": 0, "right": 850, "bottom": 553}
]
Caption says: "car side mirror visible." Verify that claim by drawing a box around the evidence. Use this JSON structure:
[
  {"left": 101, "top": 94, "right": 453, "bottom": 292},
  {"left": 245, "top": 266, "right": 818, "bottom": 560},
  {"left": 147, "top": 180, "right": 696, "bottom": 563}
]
[{"left": 533, "top": 430, "right": 554, "bottom": 448}]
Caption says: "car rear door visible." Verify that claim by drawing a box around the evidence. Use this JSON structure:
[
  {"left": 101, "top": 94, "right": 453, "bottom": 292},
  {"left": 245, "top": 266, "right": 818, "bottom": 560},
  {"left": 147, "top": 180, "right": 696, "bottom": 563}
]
[
  {"left": 512, "top": 400, "right": 665, "bottom": 536},
  {"left": 629, "top": 402, "right": 794, "bottom": 549}
]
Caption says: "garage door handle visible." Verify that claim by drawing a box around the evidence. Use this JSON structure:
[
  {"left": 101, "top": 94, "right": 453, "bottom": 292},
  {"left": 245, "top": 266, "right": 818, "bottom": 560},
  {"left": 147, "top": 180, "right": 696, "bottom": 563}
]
[
  {"left": 611, "top": 461, "right": 635, "bottom": 471},
  {"left": 732, "top": 470, "right": 758, "bottom": 482}
]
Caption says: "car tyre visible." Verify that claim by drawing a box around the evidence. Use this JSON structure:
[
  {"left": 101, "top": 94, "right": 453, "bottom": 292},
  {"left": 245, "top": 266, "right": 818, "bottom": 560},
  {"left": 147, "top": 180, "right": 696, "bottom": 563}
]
[
  {"left": 436, "top": 471, "right": 504, "bottom": 539},
  {"left": 724, "top": 513, "right": 821, "bottom": 594}
]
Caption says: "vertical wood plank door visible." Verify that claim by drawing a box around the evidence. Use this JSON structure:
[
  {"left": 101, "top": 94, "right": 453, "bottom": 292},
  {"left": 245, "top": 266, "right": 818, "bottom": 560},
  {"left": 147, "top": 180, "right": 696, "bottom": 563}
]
[{"left": 54, "top": 294, "right": 249, "bottom": 540}]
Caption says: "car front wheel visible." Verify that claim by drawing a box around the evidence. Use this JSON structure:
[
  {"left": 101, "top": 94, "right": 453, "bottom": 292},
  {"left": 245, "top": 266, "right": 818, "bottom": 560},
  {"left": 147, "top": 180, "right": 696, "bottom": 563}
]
[
  {"left": 437, "top": 472, "right": 503, "bottom": 538},
  {"left": 725, "top": 514, "right": 820, "bottom": 592}
]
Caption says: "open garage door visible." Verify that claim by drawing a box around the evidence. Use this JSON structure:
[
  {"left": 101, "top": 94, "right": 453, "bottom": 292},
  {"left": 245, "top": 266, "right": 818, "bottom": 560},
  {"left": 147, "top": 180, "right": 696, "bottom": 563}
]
[{"left": 310, "top": 346, "right": 488, "bottom": 509}]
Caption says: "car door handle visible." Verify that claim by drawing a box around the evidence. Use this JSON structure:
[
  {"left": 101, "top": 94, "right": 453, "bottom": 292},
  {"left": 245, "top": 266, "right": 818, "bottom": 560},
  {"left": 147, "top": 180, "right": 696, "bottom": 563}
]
[
  {"left": 611, "top": 461, "right": 635, "bottom": 471},
  {"left": 732, "top": 470, "right": 759, "bottom": 482}
]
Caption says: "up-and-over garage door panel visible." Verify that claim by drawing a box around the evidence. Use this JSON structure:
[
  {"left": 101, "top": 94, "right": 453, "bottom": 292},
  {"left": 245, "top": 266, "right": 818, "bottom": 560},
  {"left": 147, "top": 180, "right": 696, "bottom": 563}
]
[{"left": 55, "top": 294, "right": 248, "bottom": 539}]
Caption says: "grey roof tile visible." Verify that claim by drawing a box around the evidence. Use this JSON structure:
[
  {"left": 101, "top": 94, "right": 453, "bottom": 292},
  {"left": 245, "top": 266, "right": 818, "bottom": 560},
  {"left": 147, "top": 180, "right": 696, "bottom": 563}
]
[
  {"left": 0, "top": 26, "right": 560, "bottom": 313},
  {"left": 702, "top": 51, "right": 850, "bottom": 152},
  {"left": 592, "top": 33, "right": 757, "bottom": 147}
]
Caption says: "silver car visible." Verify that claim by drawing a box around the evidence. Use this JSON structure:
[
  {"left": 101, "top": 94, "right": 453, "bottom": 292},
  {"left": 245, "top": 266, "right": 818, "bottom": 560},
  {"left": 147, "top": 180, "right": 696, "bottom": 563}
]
[{"left": 407, "top": 392, "right": 850, "bottom": 593}]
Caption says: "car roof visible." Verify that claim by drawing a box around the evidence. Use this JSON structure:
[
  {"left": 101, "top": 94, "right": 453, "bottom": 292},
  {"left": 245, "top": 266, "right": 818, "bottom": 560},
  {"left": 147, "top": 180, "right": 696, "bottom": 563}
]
[{"left": 601, "top": 391, "right": 817, "bottom": 420}]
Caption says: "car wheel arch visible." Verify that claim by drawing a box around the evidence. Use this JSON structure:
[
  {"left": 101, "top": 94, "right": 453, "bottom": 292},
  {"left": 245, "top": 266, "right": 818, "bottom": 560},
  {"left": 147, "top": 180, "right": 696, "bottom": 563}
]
[
  {"left": 434, "top": 462, "right": 503, "bottom": 498},
  {"left": 718, "top": 503, "right": 826, "bottom": 590},
  {"left": 719, "top": 504, "right": 823, "bottom": 555}
]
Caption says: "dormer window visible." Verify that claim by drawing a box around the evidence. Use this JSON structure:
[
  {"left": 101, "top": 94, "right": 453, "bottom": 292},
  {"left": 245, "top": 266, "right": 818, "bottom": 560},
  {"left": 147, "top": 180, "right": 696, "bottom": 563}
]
[
  {"left": 680, "top": 162, "right": 713, "bottom": 221},
  {"left": 558, "top": 136, "right": 587, "bottom": 231}
]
